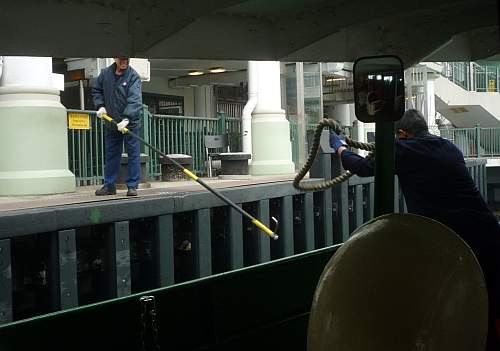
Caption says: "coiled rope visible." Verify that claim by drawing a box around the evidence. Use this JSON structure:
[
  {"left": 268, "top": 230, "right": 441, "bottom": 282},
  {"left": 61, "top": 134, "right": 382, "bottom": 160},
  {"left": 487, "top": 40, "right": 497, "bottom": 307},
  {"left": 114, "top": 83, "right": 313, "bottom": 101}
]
[{"left": 293, "top": 119, "right": 375, "bottom": 191}]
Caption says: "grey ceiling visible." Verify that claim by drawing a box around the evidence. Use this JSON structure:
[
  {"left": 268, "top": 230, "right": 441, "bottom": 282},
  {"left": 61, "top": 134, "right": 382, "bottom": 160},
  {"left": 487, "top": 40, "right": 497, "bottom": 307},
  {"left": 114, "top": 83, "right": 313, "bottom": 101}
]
[{"left": 0, "top": 0, "right": 498, "bottom": 66}]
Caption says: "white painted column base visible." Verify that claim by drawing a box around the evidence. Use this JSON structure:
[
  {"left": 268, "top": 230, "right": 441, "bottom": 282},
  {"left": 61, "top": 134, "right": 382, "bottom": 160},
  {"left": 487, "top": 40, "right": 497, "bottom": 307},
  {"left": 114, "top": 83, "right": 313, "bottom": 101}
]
[
  {"left": 249, "top": 111, "right": 295, "bottom": 176},
  {"left": 0, "top": 87, "right": 75, "bottom": 195}
]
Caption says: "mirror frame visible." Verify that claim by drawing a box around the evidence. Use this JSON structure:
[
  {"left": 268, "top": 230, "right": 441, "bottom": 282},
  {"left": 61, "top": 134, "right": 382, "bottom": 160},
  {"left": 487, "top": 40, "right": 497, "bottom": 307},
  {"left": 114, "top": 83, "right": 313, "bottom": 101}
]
[{"left": 353, "top": 55, "right": 405, "bottom": 123}]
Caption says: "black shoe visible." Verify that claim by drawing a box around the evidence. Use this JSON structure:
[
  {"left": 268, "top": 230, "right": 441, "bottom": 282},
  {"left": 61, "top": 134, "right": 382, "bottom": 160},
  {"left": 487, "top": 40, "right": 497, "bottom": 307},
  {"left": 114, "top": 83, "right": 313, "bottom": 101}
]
[
  {"left": 127, "top": 187, "right": 138, "bottom": 196},
  {"left": 95, "top": 186, "right": 116, "bottom": 196}
]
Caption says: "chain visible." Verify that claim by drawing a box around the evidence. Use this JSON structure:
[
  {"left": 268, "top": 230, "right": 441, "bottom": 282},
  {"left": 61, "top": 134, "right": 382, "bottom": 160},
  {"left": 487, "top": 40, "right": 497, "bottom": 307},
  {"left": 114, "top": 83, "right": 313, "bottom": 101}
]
[
  {"left": 139, "top": 295, "right": 160, "bottom": 351},
  {"left": 293, "top": 119, "right": 376, "bottom": 191},
  {"left": 140, "top": 296, "right": 147, "bottom": 351},
  {"left": 150, "top": 300, "right": 160, "bottom": 350}
]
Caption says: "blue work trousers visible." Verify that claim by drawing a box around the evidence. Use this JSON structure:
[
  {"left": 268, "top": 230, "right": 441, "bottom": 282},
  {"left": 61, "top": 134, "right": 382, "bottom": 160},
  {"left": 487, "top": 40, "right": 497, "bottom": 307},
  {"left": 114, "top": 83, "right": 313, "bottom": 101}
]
[{"left": 104, "top": 127, "right": 141, "bottom": 189}]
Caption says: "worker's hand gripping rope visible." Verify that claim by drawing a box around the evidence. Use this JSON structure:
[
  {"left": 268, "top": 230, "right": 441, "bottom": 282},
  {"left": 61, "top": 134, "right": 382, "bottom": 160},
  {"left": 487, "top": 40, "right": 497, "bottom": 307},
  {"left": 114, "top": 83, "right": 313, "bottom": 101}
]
[{"left": 293, "top": 119, "right": 375, "bottom": 191}]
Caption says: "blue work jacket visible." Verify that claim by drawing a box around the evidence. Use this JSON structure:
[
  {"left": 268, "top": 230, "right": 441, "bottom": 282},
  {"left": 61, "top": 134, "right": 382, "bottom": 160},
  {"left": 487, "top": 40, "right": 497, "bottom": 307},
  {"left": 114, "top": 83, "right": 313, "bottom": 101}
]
[
  {"left": 341, "top": 132, "right": 500, "bottom": 315},
  {"left": 92, "top": 63, "right": 142, "bottom": 129}
]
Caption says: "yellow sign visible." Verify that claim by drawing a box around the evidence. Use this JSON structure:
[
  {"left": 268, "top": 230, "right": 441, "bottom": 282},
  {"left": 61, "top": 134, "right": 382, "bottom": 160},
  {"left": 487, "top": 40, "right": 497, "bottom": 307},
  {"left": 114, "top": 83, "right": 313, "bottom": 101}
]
[
  {"left": 488, "top": 79, "right": 496, "bottom": 92},
  {"left": 68, "top": 113, "right": 90, "bottom": 130}
]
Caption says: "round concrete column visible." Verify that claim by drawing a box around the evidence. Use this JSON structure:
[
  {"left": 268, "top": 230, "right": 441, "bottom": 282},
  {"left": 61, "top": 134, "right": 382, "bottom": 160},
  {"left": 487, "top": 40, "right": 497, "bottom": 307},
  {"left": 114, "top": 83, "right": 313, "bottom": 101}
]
[
  {"left": 249, "top": 61, "right": 294, "bottom": 176},
  {"left": 0, "top": 56, "right": 75, "bottom": 195},
  {"left": 330, "top": 103, "right": 351, "bottom": 126},
  {"left": 426, "top": 78, "right": 436, "bottom": 125},
  {"left": 352, "top": 119, "right": 366, "bottom": 156},
  {"left": 194, "top": 85, "right": 214, "bottom": 118},
  {"left": 242, "top": 61, "right": 258, "bottom": 156}
]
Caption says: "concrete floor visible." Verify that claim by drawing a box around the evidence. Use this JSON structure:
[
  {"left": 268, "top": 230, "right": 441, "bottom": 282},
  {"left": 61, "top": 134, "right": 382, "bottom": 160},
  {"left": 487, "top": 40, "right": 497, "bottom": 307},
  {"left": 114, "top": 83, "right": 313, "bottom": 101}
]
[{"left": 0, "top": 175, "right": 297, "bottom": 213}]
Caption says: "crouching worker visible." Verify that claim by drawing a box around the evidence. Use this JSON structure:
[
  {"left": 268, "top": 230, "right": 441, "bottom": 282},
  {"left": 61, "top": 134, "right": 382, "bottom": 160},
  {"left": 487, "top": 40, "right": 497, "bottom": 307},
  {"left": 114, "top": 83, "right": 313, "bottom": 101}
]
[{"left": 330, "top": 109, "right": 500, "bottom": 350}]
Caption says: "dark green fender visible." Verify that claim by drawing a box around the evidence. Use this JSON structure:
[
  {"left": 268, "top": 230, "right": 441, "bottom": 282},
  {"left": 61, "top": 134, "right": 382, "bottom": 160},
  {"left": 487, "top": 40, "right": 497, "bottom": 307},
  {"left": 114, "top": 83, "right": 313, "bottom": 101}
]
[{"left": 0, "top": 246, "right": 339, "bottom": 351}]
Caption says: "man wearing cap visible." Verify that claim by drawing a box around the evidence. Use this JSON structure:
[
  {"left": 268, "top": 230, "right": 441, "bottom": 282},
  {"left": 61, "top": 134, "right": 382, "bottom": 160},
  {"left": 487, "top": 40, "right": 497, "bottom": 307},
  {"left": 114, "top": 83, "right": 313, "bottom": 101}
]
[{"left": 92, "top": 57, "right": 143, "bottom": 196}]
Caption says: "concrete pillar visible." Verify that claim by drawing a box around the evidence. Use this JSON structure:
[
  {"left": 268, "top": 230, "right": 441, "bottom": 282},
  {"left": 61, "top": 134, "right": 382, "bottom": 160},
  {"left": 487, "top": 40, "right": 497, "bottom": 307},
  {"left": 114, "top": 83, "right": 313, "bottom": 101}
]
[
  {"left": 242, "top": 61, "right": 258, "bottom": 155},
  {"left": 0, "top": 56, "right": 75, "bottom": 195},
  {"left": 326, "top": 104, "right": 351, "bottom": 127},
  {"left": 194, "top": 86, "right": 204, "bottom": 117},
  {"left": 348, "top": 103, "right": 356, "bottom": 126},
  {"left": 194, "top": 85, "right": 214, "bottom": 118},
  {"left": 336, "top": 104, "right": 351, "bottom": 127},
  {"left": 352, "top": 120, "right": 366, "bottom": 156},
  {"left": 426, "top": 78, "right": 436, "bottom": 126},
  {"left": 250, "top": 61, "right": 294, "bottom": 176}
]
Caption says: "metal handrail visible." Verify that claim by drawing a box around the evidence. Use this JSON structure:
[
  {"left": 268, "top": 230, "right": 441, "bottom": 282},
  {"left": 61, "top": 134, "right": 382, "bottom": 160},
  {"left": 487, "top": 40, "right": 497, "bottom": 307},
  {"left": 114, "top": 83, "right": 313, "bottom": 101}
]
[
  {"left": 66, "top": 108, "right": 243, "bottom": 184},
  {"left": 151, "top": 113, "right": 219, "bottom": 121},
  {"left": 441, "top": 62, "right": 500, "bottom": 92}
]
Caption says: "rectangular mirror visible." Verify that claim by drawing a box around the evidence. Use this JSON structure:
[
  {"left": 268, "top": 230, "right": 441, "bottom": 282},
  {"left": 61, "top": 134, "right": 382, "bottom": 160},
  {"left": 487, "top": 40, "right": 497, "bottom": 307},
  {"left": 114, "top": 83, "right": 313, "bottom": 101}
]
[{"left": 353, "top": 55, "right": 405, "bottom": 123}]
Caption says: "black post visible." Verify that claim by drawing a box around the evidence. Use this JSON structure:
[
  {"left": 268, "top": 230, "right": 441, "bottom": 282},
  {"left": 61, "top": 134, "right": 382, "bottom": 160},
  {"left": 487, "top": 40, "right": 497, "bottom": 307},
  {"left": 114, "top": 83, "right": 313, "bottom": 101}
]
[{"left": 374, "top": 120, "right": 395, "bottom": 216}]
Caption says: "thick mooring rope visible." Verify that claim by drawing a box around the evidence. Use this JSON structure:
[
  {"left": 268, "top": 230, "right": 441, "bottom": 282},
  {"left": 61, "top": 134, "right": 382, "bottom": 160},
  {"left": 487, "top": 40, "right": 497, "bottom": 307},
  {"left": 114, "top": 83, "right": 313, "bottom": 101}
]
[{"left": 293, "top": 119, "right": 375, "bottom": 191}]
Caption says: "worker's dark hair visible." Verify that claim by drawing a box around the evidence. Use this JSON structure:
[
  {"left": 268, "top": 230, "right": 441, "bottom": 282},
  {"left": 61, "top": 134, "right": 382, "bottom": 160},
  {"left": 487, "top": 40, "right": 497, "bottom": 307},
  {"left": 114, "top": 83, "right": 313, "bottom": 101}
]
[{"left": 395, "top": 109, "right": 428, "bottom": 135}]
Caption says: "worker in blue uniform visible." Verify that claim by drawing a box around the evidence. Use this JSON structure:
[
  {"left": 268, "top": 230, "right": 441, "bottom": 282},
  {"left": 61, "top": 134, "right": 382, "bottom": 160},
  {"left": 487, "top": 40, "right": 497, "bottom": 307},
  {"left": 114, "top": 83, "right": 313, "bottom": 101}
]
[
  {"left": 92, "top": 57, "right": 143, "bottom": 196},
  {"left": 330, "top": 109, "right": 500, "bottom": 350}
]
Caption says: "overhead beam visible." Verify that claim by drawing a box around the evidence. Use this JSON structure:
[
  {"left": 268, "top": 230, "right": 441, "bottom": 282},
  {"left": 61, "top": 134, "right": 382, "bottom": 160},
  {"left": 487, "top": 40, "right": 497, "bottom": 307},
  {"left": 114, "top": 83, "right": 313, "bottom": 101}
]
[{"left": 0, "top": 0, "right": 497, "bottom": 63}]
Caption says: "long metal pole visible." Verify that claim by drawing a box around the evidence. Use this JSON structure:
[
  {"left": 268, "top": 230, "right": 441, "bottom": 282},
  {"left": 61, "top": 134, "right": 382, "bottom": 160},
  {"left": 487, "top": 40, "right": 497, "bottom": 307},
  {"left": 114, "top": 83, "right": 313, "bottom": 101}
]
[{"left": 100, "top": 114, "right": 278, "bottom": 240}]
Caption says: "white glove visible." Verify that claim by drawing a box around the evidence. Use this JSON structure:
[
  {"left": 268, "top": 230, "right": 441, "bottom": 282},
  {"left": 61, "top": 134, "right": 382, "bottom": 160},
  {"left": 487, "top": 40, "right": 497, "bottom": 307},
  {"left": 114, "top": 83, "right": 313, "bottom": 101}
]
[
  {"left": 117, "top": 118, "right": 129, "bottom": 133},
  {"left": 96, "top": 106, "right": 107, "bottom": 118}
]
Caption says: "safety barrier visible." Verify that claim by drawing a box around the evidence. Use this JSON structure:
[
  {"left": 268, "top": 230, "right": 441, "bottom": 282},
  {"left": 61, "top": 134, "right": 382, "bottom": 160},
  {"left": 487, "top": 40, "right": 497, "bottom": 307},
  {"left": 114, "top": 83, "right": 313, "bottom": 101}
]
[
  {"left": 440, "top": 125, "right": 500, "bottom": 158},
  {"left": 442, "top": 62, "right": 500, "bottom": 92},
  {"left": 145, "top": 111, "right": 242, "bottom": 178},
  {"left": 145, "top": 113, "right": 219, "bottom": 178},
  {"left": 67, "top": 109, "right": 105, "bottom": 186},
  {"left": 289, "top": 121, "right": 335, "bottom": 168},
  {"left": 67, "top": 109, "right": 494, "bottom": 188},
  {"left": 67, "top": 108, "right": 242, "bottom": 184},
  {"left": 0, "top": 153, "right": 486, "bottom": 325},
  {"left": 67, "top": 108, "right": 329, "bottom": 183}
]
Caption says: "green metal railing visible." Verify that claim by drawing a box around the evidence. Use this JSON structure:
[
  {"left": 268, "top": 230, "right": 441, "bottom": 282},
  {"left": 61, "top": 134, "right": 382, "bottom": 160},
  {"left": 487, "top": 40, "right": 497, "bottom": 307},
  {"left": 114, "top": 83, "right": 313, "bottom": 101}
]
[
  {"left": 289, "top": 121, "right": 352, "bottom": 168},
  {"left": 67, "top": 109, "right": 242, "bottom": 184},
  {"left": 440, "top": 125, "right": 500, "bottom": 157},
  {"left": 67, "top": 110, "right": 105, "bottom": 186},
  {"left": 67, "top": 108, "right": 326, "bottom": 184},
  {"left": 442, "top": 62, "right": 500, "bottom": 92},
  {"left": 145, "top": 110, "right": 242, "bottom": 177},
  {"left": 145, "top": 112, "right": 220, "bottom": 178},
  {"left": 289, "top": 121, "right": 323, "bottom": 167},
  {"left": 67, "top": 108, "right": 500, "bottom": 188},
  {"left": 224, "top": 115, "right": 243, "bottom": 153}
]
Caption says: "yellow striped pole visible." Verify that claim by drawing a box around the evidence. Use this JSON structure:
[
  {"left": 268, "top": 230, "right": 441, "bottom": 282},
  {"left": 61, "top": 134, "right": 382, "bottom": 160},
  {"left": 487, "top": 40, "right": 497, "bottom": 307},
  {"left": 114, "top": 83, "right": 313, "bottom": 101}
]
[{"left": 100, "top": 114, "right": 278, "bottom": 240}]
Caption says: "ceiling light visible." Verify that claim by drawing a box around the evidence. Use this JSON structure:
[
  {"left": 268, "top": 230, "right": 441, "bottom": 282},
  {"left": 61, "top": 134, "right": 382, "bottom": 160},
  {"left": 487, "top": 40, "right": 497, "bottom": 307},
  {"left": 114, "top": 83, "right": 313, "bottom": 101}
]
[
  {"left": 326, "top": 77, "right": 346, "bottom": 82},
  {"left": 209, "top": 67, "right": 226, "bottom": 73},
  {"left": 188, "top": 70, "right": 204, "bottom": 76}
]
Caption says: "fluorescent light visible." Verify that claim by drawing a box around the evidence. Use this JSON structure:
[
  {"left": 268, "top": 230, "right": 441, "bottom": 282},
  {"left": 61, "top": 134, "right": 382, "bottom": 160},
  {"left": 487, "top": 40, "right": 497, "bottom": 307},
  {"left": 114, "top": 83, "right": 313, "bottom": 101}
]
[
  {"left": 188, "top": 70, "right": 204, "bottom": 76},
  {"left": 209, "top": 67, "right": 226, "bottom": 73},
  {"left": 326, "top": 77, "right": 346, "bottom": 82}
]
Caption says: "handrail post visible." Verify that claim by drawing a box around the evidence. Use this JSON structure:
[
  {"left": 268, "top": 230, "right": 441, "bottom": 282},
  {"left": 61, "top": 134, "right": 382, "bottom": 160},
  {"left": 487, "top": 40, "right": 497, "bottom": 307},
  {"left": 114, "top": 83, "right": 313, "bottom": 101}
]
[
  {"left": 141, "top": 104, "right": 150, "bottom": 145},
  {"left": 141, "top": 104, "right": 153, "bottom": 177},
  {"left": 475, "top": 124, "right": 481, "bottom": 158},
  {"left": 217, "top": 111, "right": 227, "bottom": 135}
]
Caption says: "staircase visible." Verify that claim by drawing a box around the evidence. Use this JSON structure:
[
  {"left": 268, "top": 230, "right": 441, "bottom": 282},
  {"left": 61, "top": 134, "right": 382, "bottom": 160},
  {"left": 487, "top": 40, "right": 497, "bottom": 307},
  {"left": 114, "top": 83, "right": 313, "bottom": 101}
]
[{"left": 423, "top": 62, "right": 500, "bottom": 128}]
